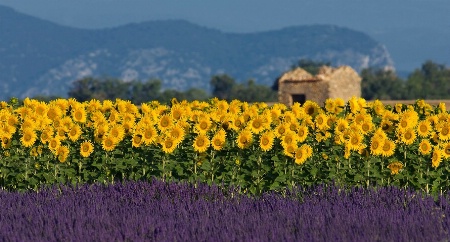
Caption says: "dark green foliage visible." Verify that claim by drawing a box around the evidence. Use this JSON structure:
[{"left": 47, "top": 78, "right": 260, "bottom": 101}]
[
  {"left": 361, "top": 68, "right": 405, "bottom": 100},
  {"left": 67, "top": 77, "right": 210, "bottom": 104},
  {"left": 361, "top": 60, "right": 450, "bottom": 100},
  {"left": 210, "top": 75, "right": 277, "bottom": 102},
  {"left": 67, "top": 75, "right": 277, "bottom": 104}
]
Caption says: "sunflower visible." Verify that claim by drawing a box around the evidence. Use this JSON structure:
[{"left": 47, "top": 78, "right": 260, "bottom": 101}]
[
  {"left": 269, "top": 107, "right": 282, "bottom": 123},
  {"left": 438, "top": 123, "right": 450, "bottom": 141},
  {"left": 6, "top": 114, "right": 18, "bottom": 127},
  {"left": 170, "top": 105, "right": 185, "bottom": 121},
  {"left": 195, "top": 116, "right": 212, "bottom": 134},
  {"left": 72, "top": 107, "right": 87, "bottom": 123},
  {"left": 315, "top": 131, "right": 331, "bottom": 143},
  {"left": 259, "top": 131, "right": 274, "bottom": 152},
  {"left": 373, "top": 128, "right": 388, "bottom": 140},
  {"left": 215, "top": 100, "right": 229, "bottom": 112},
  {"left": 372, "top": 100, "right": 385, "bottom": 116},
  {"left": 348, "top": 96, "right": 363, "bottom": 114},
  {"left": 432, "top": 148, "right": 442, "bottom": 168},
  {"left": 48, "top": 137, "right": 61, "bottom": 154},
  {"left": 346, "top": 131, "right": 364, "bottom": 151},
  {"left": 303, "top": 100, "right": 320, "bottom": 117},
  {"left": 294, "top": 147, "right": 307, "bottom": 165},
  {"left": 417, "top": 120, "right": 432, "bottom": 137},
  {"left": 442, "top": 142, "right": 450, "bottom": 159},
  {"left": 1, "top": 137, "right": 11, "bottom": 149},
  {"left": 370, "top": 136, "right": 384, "bottom": 156},
  {"left": 122, "top": 112, "right": 136, "bottom": 124},
  {"left": 282, "top": 111, "right": 296, "bottom": 123},
  {"left": 334, "top": 118, "right": 349, "bottom": 134},
  {"left": 68, "top": 124, "right": 82, "bottom": 142},
  {"left": 296, "top": 125, "right": 309, "bottom": 143},
  {"left": 156, "top": 114, "right": 172, "bottom": 132},
  {"left": 211, "top": 129, "right": 226, "bottom": 151},
  {"left": 21, "top": 128, "right": 37, "bottom": 148},
  {"left": 294, "top": 144, "right": 312, "bottom": 165},
  {"left": 56, "top": 127, "right": 67, "bottom": 141},
  {"left": 314, "top": 113, "right": 329, "bottom": 131},
  {"left": 94, "top": 124, "right": 108, "bottom": 143},
  {"left": 169, "top": 125, "right": 186, "bottom": 145},
  {"left": 102, "top": 135, "right": 116, "bottom": 152},
  {"left": 387, "top": 162, "right": 403, "bottom": 175},
  {"left": 108, "top": 110, "right": 121, "bottom": 124},
  {"left": 249, "top": 115, "right": 266, "bottom": 134},
  {"left": 131, "top": 133, "right": 143, "bottom": 148},
  {"left": 236, "top": 129, "right": 253, "bottom": 149},
  {"left": 353, "top": 113, "right": 371, "bottom": 126},
  {"left": 122, "top": 121, "right": 135, "bottom": 133},
  {"left": 229, "top": 115, "right": 245, "bottom": 131},
  {"left": 57, "top": 145, "right": 70, "bottom": 163},
  {"left": 398, "top": 110, "right": 419, "bottom": 131},
  {"left": 109, "top": 124, "right": 125, "bottom": 143},
  {"left": 399, "top": 128, "right": 417, "bottom": 145},
  {"left": 1, "top": 124, "right": 16, "bottom": 139},
  {"left": 61, "top": 116, "right": 74, "bottom": 132},
  {"left": 30, "top": 147, "right": 39, "bottom": 157},
  {"left": 283, "top": 143, "right": 297, "bottom": 158},
  {"left": 80, "top": 141, "right": 94, "bottom": 158},
  {"left": 324, "top": 99, "right": 336, "bottom": 114},
  {"left": 193, "top": 133, "right": 210, "bottom": 153},
  {"left": 87, "top": 99, "right": 102, "bottom": 113},
  {"left": 274, "top": 122, "right": 289, "bottom": 138},
  {"left": 333, "top": 98, "right": 345, "bottom": 114},
  {"left": 281, "top": 130, "right": 297, "bottom": 147},
  {"left": 161, "top": 137, "right": 177, "bottom": 154},
  {"left": 380, "top": 120, "right": 395, "bottom": 133},
  {"left": 360, "top": 121, "right": 374, "bottom": 135},
  {"left": 34, "top": 101, "right": 48, "bottom": 116},
  {"left": 381, "top": 139, "right": 396, "bottom": 157},
  {"left": 142, "top": 125, "right": 157, "bottom": 145},
  {"left": 302, "top": 144, "right": 313, "bottom": 158},
  {"left": 418, "top": 139, "right": 432, "bottom": 155},
  {"left": 21, "top": 118, "right": 36, "bottom": 131}
]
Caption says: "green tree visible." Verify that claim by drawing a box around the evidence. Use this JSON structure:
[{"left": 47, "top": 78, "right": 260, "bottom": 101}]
[
  {"left": 210, "top": 74, "right": 236, "bottom": 101},
  {"left": 361, "top": 68, "right": 405, "bottom": 100},
  {"left": 130, "top": 79, "right": 164, "bottom": 104},
  {"left": 405, "top": 60, "right": 450, "bottom": 99},
  {"left": 231, "top": 80, "right": 277, "bottom": 102}
]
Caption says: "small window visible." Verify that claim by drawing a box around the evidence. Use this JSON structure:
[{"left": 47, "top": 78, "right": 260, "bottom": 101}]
[{"left": 291, "top": 94, "right": 306, "bottom": 105}]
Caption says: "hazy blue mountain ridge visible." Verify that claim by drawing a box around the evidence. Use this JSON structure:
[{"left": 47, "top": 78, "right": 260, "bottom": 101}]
[{"left": 0, "top": 5, "right": 394, "bottom": 100}]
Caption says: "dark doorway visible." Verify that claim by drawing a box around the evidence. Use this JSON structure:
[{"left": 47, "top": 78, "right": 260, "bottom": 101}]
[{"left": 291, "top": 94, "right": 306, "bottom": 105}]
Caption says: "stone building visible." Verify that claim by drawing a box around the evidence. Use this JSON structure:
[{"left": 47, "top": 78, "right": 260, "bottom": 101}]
[{"left": 277, "top": 66, "right": 361, "bottom": 106}]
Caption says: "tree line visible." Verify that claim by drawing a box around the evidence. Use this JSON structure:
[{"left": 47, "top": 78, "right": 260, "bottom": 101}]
[
  {"left": 31, "top": 59, "right": 450, "bottom": 104},
  {"left": 66, "top": 75, "right": 278, "bottom": 104},
  {"left": 362, "top": 60, "right": 450, "bottom": 100}
]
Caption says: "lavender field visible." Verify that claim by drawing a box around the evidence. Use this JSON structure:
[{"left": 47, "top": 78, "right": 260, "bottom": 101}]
[{"left": 1, "top": 179, "right": 449, "bottom": 242}]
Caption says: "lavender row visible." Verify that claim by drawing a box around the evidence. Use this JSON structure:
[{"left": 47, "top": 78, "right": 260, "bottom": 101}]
[{"left": 1, "top": 180, "right": 449, "bottom": 242}]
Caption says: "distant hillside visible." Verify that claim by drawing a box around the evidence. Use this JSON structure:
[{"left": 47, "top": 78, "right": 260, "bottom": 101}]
[{"left": 0, "top": 5, "right": 394, "bottom": 100}]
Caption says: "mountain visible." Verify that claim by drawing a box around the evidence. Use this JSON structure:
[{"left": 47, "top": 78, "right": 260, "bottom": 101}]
[{"left": 0, "top": 5, "right": 394, "bottom": 100}]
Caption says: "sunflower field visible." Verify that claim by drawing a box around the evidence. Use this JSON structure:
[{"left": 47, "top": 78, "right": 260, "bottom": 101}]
[{"left": 1, "top": 96, "right": 450, "bottom": 195}]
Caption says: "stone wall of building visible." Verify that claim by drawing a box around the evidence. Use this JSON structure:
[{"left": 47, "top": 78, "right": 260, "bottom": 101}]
[
  {"left": 278, "top": 80, "right": 329, "bottom": 105},
  {"left": 317, "top": 66, "right": 361, "bottom": 101},
  {"left": 277, "top": 66, "right": 361, "bottom": 106}
]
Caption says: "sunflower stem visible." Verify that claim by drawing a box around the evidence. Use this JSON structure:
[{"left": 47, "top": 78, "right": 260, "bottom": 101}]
[{"left": 210, "top": 150, "right": 215, "bottom": 184}]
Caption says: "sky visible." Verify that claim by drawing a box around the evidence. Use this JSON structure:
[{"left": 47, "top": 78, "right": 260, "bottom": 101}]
[
  {"left": 0, "top": 0, "right": 448, "bottom": 33},
  {"left": 0, "top": 0, "right": 449, "bottom": 71}
]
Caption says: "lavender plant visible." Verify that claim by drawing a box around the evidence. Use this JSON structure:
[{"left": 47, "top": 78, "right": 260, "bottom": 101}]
[{"left": 0, "top": 179, "right": 449, "bottom": 242}]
